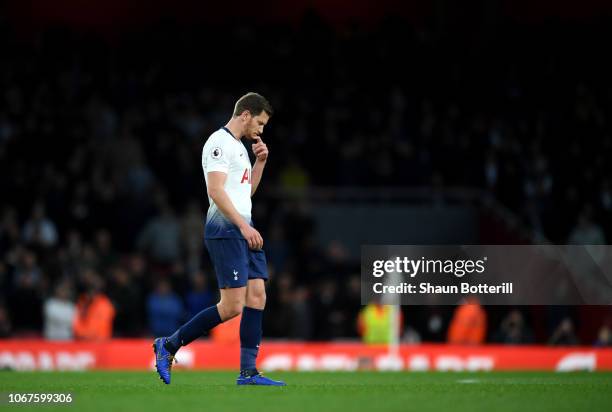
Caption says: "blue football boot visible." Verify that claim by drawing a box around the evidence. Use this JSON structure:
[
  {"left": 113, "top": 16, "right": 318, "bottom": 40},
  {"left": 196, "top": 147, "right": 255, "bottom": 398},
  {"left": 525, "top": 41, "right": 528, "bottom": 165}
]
[
  {"left": 153, "top": 337, "right": 177, "bottom": 384},
  {"left": 236, "top": 369, "right": 286, "bottom": 386}
]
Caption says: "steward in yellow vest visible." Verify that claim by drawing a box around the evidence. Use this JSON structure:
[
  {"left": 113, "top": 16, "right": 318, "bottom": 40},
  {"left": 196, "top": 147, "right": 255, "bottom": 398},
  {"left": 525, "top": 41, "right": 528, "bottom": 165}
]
[{"left": 357, "top": 304, "right": 402, "bottom": 344}]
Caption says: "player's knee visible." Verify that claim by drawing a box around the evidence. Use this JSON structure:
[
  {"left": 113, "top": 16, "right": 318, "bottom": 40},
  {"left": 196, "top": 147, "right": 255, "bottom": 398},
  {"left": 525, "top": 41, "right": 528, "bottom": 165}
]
[
  {"left": 228, "top": 301, "right": 245, "bottom": 319},
  {"left": 228, "top": 305, "right": 243, "bottom": 319},
  {"left": 246, "top": 288, "right": 266, "bottom": 309},
  {"left": 218, "top": 298, "right": 245, "bottom": 320}
]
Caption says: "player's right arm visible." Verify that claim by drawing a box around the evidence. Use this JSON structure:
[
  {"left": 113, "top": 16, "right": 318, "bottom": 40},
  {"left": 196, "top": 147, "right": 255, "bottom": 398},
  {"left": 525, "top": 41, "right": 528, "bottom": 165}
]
[{"left": 207, "top": 171, "right": 263, "bottom": 250}]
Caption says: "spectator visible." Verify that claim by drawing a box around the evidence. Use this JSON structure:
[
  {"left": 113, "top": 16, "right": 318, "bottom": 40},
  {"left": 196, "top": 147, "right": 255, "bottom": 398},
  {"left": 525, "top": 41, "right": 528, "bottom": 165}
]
[
  {"left": 291, "top": 286, "right": 313, "bottom": 340},
  {"left": 0, "top": 207, "right": 20, "bottom": 253},
  {"left": 413, "top": 307, "right": 453, "bottom": 342},
  {"left": 94, "top": 229, "right": 119, "bottom": 275},
  {"left": 447, "top": 297, "right": 487, "bottom": 345},
  {"left": 147, "top": 278, "right": 184, "bottom": 337},
  {"left": 549, "top": 318, "right": 579, "bottom": 346},
  {"left": 494, "top": 310, "right": 534, "bottom": 345},
  {"left": 313, "top": 279, "right": 345, "bottom": 339},
  {"left": 126, "top": 254, "right": 147, "bottom": 282},
  {"left": 568, "top": 207, "right": 606, "bottom": 245},
  {"left": 43, "top": 280, "right": 76, "bottom": 340},
  {"left": 340, "top": 275, "right": 362, "bottom": 338},
  {"left": 137, "top": 201, "right": 181, "bottom": 265},
  {"left": 180, "top": 201, "right": 204, "bottom": 273},
  {"left": 279, "top": 157, "right": 310, "bottom": 193},
  {"left": 262, "top": 222, "right": 289, "bottom": 273},
  {"left": 10, "top": 249, "right": 44, "bottom": 334},
  {"left": 185, "top": 271, "right": 214, "bottom": 319},
  {"left": 22, "top": 203, "right": 58, "bottom": 248},
  {"left": 107, "top": 266, "right": 144, "bottom": 337},
  {"left": 262, "top": 269, "right": 314, "bottom": 340},
  {"left": 594, "top": 325, "right": 611, "bottom": 347},
  {"left": 73, "top": 271, "right": 115, "bottom": 340}
]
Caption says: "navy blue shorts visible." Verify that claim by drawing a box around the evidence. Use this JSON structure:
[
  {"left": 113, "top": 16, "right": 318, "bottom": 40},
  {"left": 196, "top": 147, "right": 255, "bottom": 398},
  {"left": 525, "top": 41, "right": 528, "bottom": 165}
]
[{"left": 204, "top": 238, "right": 269, "bottom": 288}]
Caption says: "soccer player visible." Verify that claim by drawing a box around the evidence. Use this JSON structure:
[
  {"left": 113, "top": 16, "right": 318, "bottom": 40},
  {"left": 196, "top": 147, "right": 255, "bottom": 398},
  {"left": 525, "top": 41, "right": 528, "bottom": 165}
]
[{"left": 153, "top": 92, "right": 285, "bottom": 386}]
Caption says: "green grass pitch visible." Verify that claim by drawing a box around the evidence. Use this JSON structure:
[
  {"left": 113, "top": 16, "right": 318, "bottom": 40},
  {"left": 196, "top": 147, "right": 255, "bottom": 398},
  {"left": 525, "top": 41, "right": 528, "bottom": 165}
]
[{"left": 1, "top": 371, "right": 611, "bottom": 412}]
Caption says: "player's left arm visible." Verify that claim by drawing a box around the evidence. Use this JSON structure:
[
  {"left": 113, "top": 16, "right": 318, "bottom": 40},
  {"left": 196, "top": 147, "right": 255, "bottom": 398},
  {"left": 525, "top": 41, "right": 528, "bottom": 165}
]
[{"left": 250, "top": 136, "right": 268, "bottom": 196}]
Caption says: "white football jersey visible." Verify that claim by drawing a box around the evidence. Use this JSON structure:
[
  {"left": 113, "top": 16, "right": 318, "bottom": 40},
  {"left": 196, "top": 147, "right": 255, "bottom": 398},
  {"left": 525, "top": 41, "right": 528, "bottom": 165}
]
[{"left": 202, "top": 127, "right": 252, "bottom": 238}]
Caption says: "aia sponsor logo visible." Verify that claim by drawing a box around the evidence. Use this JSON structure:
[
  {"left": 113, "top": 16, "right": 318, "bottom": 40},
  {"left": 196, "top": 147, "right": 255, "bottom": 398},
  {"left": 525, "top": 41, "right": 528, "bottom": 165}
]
[{"left": 241, "top": 168, "right": 251, "bottom": 184}]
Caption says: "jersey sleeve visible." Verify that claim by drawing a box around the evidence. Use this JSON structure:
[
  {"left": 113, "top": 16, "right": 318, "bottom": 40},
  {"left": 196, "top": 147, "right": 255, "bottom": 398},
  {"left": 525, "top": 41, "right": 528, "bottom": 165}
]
[{"left": 204, "top": 134, "right": 233, "bottom": 174}]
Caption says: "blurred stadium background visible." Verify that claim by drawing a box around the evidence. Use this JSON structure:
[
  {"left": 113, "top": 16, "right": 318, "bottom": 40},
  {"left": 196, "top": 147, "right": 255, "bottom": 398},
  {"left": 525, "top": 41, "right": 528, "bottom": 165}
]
[{"left": 1, "top": 0, "right": 612, "bottom": 371}]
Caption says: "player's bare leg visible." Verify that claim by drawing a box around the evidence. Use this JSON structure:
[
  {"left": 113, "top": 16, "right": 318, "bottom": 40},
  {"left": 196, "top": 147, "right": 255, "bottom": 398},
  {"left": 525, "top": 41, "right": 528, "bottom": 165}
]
[{"left": 245, "top": 278, "right": 266, "bottom": 310}]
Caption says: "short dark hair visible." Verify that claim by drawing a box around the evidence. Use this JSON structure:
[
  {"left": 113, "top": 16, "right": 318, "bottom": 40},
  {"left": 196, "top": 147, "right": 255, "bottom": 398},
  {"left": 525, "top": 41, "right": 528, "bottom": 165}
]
[{"left": 233, "top": 92, "right": 273, "bottom": 117}]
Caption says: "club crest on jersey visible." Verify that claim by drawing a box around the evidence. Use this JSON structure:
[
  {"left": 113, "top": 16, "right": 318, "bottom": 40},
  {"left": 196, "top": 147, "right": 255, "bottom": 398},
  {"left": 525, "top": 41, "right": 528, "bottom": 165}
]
[{"left": 211, "top": 147, "right": 222, "bottom": 159}]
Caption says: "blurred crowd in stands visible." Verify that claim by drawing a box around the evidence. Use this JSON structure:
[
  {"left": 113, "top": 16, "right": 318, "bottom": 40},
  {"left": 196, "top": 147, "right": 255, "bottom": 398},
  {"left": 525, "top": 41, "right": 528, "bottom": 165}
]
[{"left": 1, "top": 13, "right": 611, "bottom": 345}]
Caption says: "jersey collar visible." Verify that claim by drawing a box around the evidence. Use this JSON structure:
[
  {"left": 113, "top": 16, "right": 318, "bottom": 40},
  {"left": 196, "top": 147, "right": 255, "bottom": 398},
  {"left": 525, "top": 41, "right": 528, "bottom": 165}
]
[{"left": 222, "top": 127, "right": 239, "bottom": 140}]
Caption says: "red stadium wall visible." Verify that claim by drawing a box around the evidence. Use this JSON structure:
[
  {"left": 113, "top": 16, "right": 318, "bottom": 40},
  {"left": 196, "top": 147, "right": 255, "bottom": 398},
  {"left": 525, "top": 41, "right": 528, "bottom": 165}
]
[{"left": 1, "top": 340, "right": 611, "bottom": 372}]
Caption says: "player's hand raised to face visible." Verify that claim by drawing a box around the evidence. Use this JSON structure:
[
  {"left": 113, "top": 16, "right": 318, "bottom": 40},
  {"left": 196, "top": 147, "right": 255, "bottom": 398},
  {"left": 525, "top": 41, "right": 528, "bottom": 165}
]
[
  {"left": 252, "top": 137, "right": 268, "bottom": 161},
  {"left": 240, "top": 225, "right": 264, "bottom": 250}
]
